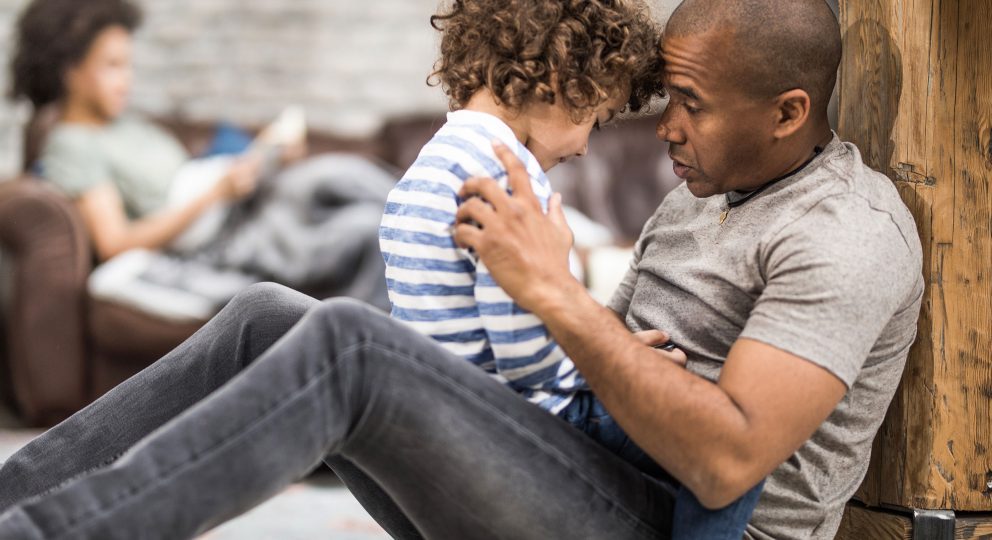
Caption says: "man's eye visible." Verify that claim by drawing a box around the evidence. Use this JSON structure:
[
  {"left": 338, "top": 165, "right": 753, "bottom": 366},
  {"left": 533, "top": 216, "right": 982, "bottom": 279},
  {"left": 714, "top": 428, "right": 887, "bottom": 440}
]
[{"left": 683, "top": 103, "right": 701, "bottom": 115}]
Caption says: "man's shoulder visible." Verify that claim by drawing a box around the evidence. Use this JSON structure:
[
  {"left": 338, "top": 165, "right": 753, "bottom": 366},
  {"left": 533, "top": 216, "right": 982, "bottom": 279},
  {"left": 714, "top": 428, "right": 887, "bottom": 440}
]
[
  {"left": 798, "top": 141, "right": 920, "bottom": 257},
  {"left": 769, "top": 191, "right": 921, "bottom": 281},
  {"left": 755, "top": 148, "right": 925, "bottom": 327}
]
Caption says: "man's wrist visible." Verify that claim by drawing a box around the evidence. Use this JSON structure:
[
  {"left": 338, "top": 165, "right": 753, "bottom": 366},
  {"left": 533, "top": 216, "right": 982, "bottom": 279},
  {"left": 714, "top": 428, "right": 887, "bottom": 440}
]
[{"left": 530, "top": 275, "right": 593, "bottom": 320}]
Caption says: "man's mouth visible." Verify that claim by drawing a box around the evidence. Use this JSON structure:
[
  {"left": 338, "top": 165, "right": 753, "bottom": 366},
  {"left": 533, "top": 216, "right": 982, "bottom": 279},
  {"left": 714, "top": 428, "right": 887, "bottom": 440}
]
[{"left": 670, "top": 154, "right": 692, "bottom": 179}]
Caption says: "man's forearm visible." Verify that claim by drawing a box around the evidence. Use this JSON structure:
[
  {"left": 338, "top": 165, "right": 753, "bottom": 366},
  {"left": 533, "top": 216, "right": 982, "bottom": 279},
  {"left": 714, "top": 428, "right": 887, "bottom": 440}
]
[
  {"left": 536, "top": 280, "right": 758, "bottom": 507},
  {"left": 451, "top": 144, "right": 841, "bottom": 509}
]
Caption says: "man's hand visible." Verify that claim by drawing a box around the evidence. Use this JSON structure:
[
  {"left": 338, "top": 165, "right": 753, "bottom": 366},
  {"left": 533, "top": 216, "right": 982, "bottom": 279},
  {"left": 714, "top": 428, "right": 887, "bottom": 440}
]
[
  {"left": 453, "top": 142, "right": 847, "bottom": 510},
  {"left": 453, "top": 141, "right": 578, "bottom": 313},
  {"left": 632, "top": 329, "right": 688, "bottom": 366}
]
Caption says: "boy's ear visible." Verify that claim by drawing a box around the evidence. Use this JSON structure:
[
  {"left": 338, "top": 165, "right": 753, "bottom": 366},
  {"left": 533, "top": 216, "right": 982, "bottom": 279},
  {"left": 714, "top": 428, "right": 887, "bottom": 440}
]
[{"left": 771, "top": 89, "right": 811, "bottom": 140}]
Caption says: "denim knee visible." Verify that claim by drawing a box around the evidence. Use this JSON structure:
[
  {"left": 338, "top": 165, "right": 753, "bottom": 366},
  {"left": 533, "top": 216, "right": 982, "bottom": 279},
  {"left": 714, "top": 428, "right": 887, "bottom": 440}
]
[
  {"left": 303, "top": 298, "right": 412, "bottom": 370},
  {"left": 308, "top": 297, "right": 381, "bottom": 331},
  {"left": 226, "top": 282, "right": 314, "bottom": 318},
  {"left": 230, "top": 282, "right": 298, "bottom": 306}
]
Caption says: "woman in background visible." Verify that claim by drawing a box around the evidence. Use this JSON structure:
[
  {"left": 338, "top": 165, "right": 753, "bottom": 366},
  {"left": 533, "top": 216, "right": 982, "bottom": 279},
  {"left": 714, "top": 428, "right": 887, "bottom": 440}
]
[{"left": 9, "top": 0, "right": 392, "bottom": 311}]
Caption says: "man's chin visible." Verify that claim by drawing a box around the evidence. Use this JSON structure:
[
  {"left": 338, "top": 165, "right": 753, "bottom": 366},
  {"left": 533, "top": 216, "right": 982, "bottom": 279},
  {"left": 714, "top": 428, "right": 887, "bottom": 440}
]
[{"left": 684, "top": 178, "right": 720, "bottom": 199}]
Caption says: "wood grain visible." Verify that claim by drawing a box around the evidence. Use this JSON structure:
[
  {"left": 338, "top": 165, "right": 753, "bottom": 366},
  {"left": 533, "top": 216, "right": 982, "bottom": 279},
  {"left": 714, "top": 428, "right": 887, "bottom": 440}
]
[
  {"left": 839, "top": 0, "right": 992, "bottom": 512},
  {"left": 837, "top": 505, "right": 992, "bottom": 539},
  {"left": 837, "top": 505, "right": 911, "bottom": 540}
]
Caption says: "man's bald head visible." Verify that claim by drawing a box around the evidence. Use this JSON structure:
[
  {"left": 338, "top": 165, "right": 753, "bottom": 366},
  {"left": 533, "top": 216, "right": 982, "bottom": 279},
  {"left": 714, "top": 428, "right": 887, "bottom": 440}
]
[{"left": 666, "top": 0, "right": 841, "bottom": 113}]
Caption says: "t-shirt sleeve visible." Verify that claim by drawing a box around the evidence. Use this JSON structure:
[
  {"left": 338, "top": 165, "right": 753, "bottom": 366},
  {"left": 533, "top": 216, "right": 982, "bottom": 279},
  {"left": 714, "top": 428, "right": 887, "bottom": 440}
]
[
  {"left": 740, "top": 194, "right": 921, "bottom": 388},
  {"left": 39, "top": 130, "right": 110, "bottom": 197}
]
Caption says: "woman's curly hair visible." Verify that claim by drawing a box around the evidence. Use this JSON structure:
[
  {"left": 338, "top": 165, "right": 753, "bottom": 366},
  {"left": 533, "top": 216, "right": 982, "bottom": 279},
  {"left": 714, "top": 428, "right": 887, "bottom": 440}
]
[
  {"left": 9, "top": 0, "right": 142, "bottom": 108},
  {"left": 429, "top": 0, "right": 664, "bottom": 122}
]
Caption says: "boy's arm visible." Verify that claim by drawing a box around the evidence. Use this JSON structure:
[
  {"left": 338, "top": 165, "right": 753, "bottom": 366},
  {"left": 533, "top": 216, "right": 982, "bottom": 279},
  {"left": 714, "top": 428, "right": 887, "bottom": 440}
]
[
  {"left": 379, "top": 167, "right": 486, "bottom": 357},
  {"left": 474, "top": 262, "right": 585, "bottom": 397}
]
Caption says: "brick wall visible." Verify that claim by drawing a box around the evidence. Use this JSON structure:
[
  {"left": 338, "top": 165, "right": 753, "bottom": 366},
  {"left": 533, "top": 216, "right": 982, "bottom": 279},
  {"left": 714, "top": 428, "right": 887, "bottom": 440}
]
[
  {"left": 0, "top": 0, "right": 678, "bottom": 178},
  {"left": 0, "top": 0, "right": 29, "bottom": 176}
]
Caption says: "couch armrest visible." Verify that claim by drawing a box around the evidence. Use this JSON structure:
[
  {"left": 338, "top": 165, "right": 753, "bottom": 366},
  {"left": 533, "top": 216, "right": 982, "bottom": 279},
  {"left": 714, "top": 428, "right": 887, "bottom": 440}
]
[{"left": 0, "top": 177, "right": 92, "bottom": 425}]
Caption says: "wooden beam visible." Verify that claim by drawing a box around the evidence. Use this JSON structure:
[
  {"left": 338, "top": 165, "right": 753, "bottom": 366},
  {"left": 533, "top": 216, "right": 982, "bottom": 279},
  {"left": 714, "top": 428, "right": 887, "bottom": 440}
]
[
  {"left": 838, "top": 0, "right": 992, "bottom": 511},
  {"left": 837, "top": 504, "right": 992, "bottom": 539}
]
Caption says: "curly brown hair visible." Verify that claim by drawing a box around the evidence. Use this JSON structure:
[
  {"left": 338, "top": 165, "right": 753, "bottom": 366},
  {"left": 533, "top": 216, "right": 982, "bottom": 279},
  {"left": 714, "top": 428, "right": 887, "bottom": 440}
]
[
  {"left": 429, "top": 0, "right": 664, "bottom": 122},
  {"left": 9, "top": 0, "right": 142, "bottom": 108}
]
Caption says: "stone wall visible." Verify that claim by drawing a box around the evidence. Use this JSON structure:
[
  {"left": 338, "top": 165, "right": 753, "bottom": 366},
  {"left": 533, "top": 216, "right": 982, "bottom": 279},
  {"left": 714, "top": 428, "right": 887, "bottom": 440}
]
[{"left": 0, "top": 0, "right": 679, "bottom": 178}]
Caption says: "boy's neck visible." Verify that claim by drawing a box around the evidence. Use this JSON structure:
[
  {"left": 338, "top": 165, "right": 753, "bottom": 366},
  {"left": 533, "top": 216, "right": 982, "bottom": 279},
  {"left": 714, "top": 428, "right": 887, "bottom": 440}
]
[
  {"left": 463, "top": 89, "right": 531, "bottom": 146},
  {"left": 60, "top": 98, "right": 113, "bottom": 127}
]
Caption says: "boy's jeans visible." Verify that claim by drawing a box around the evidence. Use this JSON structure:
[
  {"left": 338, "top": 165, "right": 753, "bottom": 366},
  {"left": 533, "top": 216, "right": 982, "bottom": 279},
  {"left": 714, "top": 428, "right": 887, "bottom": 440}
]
[
  {"left": 0, "top": 283, "right": 679, "bottom": 539},
  {"left": 562, "top": 392, "right": 764, "bottom": 540}
]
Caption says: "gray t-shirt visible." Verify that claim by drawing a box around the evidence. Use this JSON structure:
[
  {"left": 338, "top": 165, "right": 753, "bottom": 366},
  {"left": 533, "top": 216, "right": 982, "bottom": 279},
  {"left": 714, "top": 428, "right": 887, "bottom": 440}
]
[
  {"left": 608, "top": 135, "right": 923, "bottom": 540},
  {"left": 40, "top": 116, "right": 189, "bottom": 219}
]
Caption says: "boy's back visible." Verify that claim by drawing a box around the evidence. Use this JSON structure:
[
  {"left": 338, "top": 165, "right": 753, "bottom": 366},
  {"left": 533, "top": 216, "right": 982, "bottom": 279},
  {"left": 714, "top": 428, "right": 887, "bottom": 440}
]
[{"left": 379, "top": 110, "right": 586, "bottom": 413}]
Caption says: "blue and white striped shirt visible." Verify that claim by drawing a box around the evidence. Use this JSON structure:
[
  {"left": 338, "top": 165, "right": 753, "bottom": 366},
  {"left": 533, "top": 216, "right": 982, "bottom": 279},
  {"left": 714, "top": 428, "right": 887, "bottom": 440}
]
[{"left": 379, "top": 110, "right": 587, "bottom": 414}]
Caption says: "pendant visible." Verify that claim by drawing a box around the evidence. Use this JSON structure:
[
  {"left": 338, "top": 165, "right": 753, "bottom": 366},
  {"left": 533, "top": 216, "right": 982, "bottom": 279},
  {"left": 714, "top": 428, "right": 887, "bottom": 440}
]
[{"left": 719, "top": 210, "right": 729, "bottom": 224}]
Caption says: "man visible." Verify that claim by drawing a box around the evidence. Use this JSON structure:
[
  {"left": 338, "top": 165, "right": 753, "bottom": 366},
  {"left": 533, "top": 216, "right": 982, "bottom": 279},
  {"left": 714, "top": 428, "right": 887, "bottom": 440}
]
[
  {"left": 454, "top": 0, "right": 923, "bottom": 535},
  {"left": 0, "top": 1, "right": 922, "bottom": 539}
]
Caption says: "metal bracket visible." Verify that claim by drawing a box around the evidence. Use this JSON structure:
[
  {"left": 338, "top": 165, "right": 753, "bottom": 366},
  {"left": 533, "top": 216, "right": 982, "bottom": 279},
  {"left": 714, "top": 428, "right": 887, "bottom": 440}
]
[{"left": 912, "top": 509, "right": 955, "bottom": 540}]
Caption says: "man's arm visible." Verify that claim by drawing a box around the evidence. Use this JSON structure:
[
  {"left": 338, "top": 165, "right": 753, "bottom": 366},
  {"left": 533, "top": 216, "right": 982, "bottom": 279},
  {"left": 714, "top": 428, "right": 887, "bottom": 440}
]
[
  {"left": 453, "top": 141, "right": 847, "bottom": 508},
  {"left": 541, "top": 286, "right": 844, "bottom": 508}
]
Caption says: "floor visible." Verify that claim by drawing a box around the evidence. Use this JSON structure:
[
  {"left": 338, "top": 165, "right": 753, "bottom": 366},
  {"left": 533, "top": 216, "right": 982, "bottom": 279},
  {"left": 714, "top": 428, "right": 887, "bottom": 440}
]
[{"left": 0, "top": 401, "right": 388, "bottom": 539}]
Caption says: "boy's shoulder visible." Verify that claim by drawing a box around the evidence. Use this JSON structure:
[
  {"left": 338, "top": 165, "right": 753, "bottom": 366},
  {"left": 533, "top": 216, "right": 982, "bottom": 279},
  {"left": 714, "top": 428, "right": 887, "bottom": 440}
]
[{"left": 410, "top": 110, "right": 549, "bottom": 194}]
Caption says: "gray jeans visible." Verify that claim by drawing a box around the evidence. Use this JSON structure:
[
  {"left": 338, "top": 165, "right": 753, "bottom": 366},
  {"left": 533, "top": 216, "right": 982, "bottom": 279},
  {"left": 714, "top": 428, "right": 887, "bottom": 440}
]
[{"left": 0, "top": 283, "right": 676, "bottom": 539}]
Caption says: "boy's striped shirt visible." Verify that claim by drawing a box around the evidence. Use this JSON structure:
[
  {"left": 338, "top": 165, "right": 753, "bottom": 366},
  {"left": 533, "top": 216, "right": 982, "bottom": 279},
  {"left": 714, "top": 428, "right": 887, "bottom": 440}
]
[{"left": 379, "top": 110, "right": 587, "bottom": 414}]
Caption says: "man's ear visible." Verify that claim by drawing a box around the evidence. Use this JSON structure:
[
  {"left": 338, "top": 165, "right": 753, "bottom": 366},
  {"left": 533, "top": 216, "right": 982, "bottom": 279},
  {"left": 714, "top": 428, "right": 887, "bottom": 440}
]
[{"left": 771, "top": 89, "right": 811, "bottom": 139}]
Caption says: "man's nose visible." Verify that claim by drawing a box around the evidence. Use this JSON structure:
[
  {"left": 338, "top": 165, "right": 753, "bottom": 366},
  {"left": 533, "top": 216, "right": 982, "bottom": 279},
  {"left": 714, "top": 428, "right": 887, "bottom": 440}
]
[
  {"left": 656, "top": 107, "right": 686, "bottom": 145},
  {"left": 576, "top": 144, "right": 588, "bottom": 157}
]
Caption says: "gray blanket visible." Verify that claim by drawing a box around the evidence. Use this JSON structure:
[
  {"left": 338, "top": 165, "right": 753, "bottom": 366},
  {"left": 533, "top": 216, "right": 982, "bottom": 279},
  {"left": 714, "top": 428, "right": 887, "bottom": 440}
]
[{"left": 89, "top": 154, "right": 394, "bottom": 321}]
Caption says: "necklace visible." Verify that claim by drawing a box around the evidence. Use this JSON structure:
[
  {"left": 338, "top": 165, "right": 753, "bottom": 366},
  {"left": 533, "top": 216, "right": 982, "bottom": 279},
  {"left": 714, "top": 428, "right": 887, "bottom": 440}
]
[{"left": 719, "top": 145, "right": 824, "bottom": 224}]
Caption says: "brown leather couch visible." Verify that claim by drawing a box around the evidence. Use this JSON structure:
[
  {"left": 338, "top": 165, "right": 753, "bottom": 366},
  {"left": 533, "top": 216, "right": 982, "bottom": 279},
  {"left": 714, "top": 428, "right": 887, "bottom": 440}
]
[
  {"left": 0, "top": 107, "right": 212, "bottom": 426},
  {"left": 0, "top": 109, "right": 389, "bottom": 426},
  {"left": 0, "top": 110, "right": 674, "bottom": 427},
  {"left": 0, "top": 177, "right": 205, "bottom": 426}
]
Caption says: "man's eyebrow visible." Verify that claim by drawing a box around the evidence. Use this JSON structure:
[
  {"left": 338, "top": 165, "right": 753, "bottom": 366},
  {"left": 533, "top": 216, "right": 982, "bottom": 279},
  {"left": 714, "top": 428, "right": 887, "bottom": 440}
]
[{"left": 668, "top": 85, "right": 701, "bottom": 102}]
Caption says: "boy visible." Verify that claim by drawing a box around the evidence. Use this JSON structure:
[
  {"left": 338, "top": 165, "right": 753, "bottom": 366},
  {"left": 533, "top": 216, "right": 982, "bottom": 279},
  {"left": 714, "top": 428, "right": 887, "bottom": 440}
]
[{"left": 380, "top": 0, "right": 763, "bottom": 537}]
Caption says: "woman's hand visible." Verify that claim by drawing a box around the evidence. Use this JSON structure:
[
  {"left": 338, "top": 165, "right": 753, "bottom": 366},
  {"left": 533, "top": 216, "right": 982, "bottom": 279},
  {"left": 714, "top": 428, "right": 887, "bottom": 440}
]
[
  {"left": 214, "top": 154, "right": 263, "bottom": 202},
  {"left": 280, "top": 139, "right": 308, "bottom": 165}
]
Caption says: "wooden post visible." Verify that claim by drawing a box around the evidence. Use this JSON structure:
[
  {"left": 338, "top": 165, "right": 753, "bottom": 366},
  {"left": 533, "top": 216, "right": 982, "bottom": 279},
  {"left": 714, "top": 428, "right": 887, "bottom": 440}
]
[{"left": 836, "top": 0, "right": 991, "bottom": 520}]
